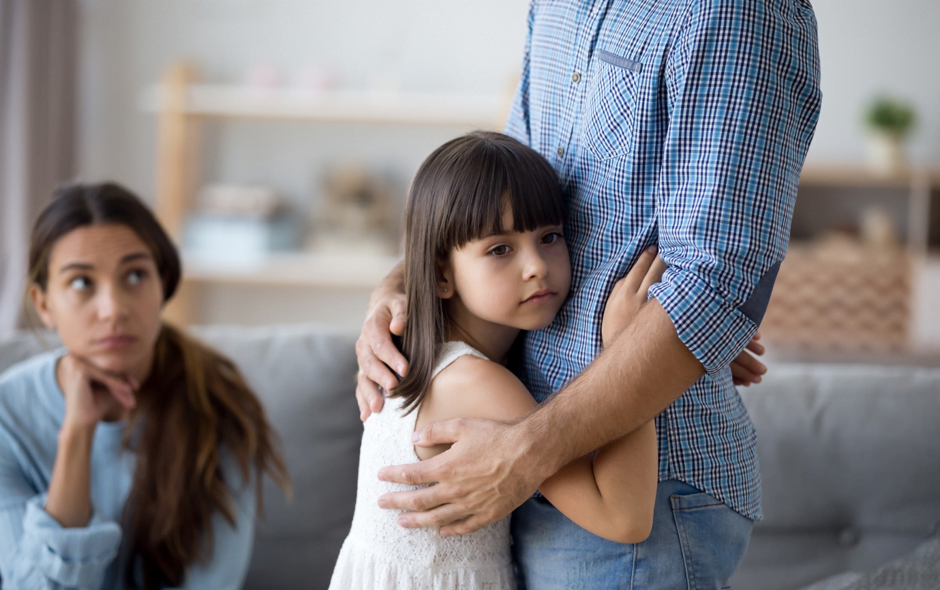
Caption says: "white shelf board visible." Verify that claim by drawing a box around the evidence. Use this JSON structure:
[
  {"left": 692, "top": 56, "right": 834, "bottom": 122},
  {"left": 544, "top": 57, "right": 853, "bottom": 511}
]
[
  {"left": 140, "top": 85, "right": 508, "bottom": 127},
  {"left": 799, "top": 165, "right": 940, "bottom": 189},
  {"left": 181, "top": 250, "right": 401, "bottom": 288}
]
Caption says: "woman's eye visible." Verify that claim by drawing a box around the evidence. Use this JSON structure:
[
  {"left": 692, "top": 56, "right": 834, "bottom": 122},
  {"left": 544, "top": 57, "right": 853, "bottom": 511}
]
[
  {"left": 127, "top": 269, "right": 147, "bottom": 285},
  {"left": 69, "top": 276, "right": 92, "bottom": 291},
  {"left": 488, "top": 245, "right": 510, "bottom": 257},
  {"left": 542, "top": 232, "right": 564, "bottom": 244}
]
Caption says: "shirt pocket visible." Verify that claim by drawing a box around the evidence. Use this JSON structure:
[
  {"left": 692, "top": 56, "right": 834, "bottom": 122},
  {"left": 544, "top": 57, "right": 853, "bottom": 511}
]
[{"left": 580, "top": 50, "right": 642, "bottom": 162}]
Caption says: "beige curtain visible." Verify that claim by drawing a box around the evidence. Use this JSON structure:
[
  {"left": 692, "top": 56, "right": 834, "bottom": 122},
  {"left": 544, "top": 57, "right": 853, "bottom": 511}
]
[{"left": 0, "top": 0, "right": 77, "bottom": 334}]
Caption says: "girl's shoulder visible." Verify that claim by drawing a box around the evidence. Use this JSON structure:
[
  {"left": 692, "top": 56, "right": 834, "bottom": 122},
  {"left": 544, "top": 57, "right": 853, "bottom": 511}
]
[{"left": 421, "top": 345, "right": 538, "bottom": 425}]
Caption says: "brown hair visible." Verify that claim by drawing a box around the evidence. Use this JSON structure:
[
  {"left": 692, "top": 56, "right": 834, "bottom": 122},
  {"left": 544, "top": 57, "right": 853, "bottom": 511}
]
[
  {"left": 27, "top": 182, "right": 290, "bottom": 589},
  {"left": 394, "top": 131, "right": 566, "bottom": 414}
]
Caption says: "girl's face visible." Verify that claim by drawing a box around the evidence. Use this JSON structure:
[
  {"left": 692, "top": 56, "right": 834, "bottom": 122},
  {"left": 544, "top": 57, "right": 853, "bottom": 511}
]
[
  {"left": 30, "top": 224, "right": 164, "bottom": 381},
  {"left": 439, "top": 206, "right": 571, "bottom": 344}
]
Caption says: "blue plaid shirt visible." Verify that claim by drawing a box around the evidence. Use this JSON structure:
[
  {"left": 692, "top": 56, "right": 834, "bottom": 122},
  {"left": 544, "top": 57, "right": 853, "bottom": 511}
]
[{"left": 506, "top": 0, "right": 821, "bottom": 520}]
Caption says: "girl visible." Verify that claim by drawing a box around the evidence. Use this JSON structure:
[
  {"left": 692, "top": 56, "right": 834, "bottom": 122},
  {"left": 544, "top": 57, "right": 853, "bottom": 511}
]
[
  {"left": 329, "top": 131, "right": 665, "bottom": 589},
  {"left": 0, "top": 183, "right": 289, "bottom": 589}
]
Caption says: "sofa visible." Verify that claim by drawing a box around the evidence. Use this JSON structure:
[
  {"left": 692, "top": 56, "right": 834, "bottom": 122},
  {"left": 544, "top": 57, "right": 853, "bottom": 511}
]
[{"left": 1, "top": 324, "right": 938, "bottom": 590}]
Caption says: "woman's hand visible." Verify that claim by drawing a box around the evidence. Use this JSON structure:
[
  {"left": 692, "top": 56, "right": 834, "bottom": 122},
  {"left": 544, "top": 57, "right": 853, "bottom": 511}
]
[
  {"left": 602, "top": 246, "right": 668, "bottom": 346},
  {"left": 57, "top": 353, "right": 137, "bottom": 433},
  {"left": 45, "top": 354, "right": 137, "bottom": 528}
]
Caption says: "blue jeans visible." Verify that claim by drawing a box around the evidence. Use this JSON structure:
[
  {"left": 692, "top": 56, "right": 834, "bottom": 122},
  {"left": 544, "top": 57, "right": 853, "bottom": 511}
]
[{"left": 511, "top": 480, "right": 754, "bottom": 590}]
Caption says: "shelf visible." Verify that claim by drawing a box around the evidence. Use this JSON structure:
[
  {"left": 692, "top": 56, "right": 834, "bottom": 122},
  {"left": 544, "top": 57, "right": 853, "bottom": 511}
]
[
  {"left": 181, "top": 250, "right": 401, "bottom": 288},
  {"left": 798, "top": 165, "right": 940, "bottom": 189},
  {"left": 140, "top": 84, "right": 509, "bottom": 127}
]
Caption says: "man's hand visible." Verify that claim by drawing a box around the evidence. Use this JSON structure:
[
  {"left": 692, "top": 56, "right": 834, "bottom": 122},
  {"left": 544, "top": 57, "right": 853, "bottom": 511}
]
[
  {"left": 376, "top": 418, "right": 550, "bottom": 537},
  {"left": 729, "top": 331, "right": 766, "bottom": 386},
  {"left": 356, "top": 263, "right": 408, "bottom": 421}
]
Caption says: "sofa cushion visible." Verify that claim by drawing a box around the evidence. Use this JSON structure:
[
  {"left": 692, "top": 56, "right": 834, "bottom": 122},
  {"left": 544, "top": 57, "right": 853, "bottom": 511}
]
[
  {"left": 800, "top": 535, "right": 940, "bottom": 590},
  {"left": 191, "top": 324, "right": 361, "bottom": 590},
  {"left": 731, "top": 363, "right": 940, "bottom": 590}
]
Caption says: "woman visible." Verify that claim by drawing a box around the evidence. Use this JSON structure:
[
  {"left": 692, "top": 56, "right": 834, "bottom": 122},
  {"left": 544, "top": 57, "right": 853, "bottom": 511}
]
[{"left": 0, "top": 182, "right": 289, "bottom": 589}]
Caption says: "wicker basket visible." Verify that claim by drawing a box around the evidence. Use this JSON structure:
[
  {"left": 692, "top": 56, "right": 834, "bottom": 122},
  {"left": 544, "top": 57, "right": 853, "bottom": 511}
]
[{"left": 761, "top": 244, "right": 912, "bottom": 353}]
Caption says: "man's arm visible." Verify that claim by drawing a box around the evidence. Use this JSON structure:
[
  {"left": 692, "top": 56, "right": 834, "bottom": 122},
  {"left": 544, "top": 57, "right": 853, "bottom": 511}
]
[
  {"left": 355, "top": 261, "right": 406, "bottom": 420},
  {"left": 377, "top": 298, "right": 699, "bottom": 536}
]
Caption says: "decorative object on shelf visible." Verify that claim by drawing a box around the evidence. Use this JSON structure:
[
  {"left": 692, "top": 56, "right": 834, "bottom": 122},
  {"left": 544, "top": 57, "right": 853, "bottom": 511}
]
[
  {"left": 295, "top": 64, "right": 338, "bottom": 94},
  {"left": 863, "top": 94, "right": 916, "bottom": 175},
  {"left": 307, "top": 167, "right": 399, "bottom": 255},
  {"left": 246, "top": 62, "right": 282, "bottom": 90},
  {"left": 185, "top": 184, "right": 301, "bottom": 264},
  {"left": 858, "top": 206, "right": 901, "bottom": 250}
]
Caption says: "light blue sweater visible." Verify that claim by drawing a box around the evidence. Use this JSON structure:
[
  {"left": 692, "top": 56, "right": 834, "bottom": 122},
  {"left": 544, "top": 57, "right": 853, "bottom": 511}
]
[{"left": 0, "top": 351, "right": 256, "bottom": 589}]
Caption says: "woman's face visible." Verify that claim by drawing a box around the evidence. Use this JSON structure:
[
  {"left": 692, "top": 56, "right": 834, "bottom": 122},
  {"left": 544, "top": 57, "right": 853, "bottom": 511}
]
[{"left": 30, "top": 223, "right": 164, "bottom": 380}]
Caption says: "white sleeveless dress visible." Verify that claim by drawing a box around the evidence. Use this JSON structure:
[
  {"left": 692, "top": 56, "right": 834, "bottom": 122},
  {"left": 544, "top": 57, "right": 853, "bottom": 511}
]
[{"left": 328, "top": 341, "right": 516, "bottom": 590}]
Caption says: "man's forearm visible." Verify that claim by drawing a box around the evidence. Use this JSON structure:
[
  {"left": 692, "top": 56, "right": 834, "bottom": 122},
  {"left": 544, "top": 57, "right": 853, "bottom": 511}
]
[{"left": 520, "top": 298, "right": 705, "bottom": 478}]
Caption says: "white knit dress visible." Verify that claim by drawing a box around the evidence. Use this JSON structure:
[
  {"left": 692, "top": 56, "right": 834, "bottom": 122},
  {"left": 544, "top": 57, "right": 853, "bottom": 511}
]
[{"left": 328, "top": 342, "right": 516, "bottom": 590}]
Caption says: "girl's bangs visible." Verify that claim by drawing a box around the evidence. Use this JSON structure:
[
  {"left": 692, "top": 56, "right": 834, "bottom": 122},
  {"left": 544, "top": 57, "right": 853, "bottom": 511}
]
[{"left": 441, "top": 140, "right": 566, "bottom": 251}]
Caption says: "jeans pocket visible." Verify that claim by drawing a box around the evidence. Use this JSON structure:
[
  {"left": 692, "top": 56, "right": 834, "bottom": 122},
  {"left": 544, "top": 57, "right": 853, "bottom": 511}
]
[
  {"left": 580, "top": 53, "right": 640, "bottom": 161},
  {"left": 669, "top": 492, "right": 753, "bottom": 590}
]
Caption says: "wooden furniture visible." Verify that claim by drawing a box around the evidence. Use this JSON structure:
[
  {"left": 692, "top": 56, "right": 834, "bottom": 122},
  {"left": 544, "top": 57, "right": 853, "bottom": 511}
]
[
  {"left": 761, "top": 165, "right": 940, "bottom": 355},
  {"left": 144, "top": 63, "right": 510, "bottom": 325},
  {"left": 146, "top": 64, "right": 940, "bottom": 351}
]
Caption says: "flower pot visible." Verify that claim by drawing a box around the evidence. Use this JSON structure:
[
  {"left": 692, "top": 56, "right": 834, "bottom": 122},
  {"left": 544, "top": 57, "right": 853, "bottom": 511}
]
[{"left": 866, "top": 132, "right": 907, "bottom": 175}]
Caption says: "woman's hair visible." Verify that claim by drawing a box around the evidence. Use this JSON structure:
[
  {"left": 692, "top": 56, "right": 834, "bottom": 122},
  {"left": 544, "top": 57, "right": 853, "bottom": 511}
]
[
  {"left": 394, "top": 131, "right": 566, "bottom": 414},
  {"left": 27, "top": 182, "right": 290, "bottom": 589}
]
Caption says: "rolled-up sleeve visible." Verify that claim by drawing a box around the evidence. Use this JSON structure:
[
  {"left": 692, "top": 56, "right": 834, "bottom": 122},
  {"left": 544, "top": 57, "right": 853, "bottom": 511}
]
[
  {"left": 0, "top": 495, "right": 121, "bottom": 589},
  {"left": 648, "top": 0, "right": 822, "bottom": 374}
]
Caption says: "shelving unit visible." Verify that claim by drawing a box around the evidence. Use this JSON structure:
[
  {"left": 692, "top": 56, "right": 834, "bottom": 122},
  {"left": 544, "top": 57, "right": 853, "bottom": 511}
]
[
  {"left": 145, "top": 63, "right": 940, "bottom": 352},
  {"left": 761, "top": 164, "right": 940, "bottom": 356},
  {"left": 144, "top": 63, "right": 510, "bottom": 325},
  {"left": 796, "top": 165, "right": 940, "bottom": 255}
]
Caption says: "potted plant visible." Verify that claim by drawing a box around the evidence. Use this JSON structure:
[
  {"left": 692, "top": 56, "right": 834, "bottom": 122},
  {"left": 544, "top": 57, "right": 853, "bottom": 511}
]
[{"left": 864, "top": 95, "right": 916, "bottom": 175}]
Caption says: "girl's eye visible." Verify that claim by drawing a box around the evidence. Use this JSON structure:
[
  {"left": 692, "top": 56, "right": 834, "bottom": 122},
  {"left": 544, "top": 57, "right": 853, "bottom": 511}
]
[
  {"left": 542, "top": 232, "right": 564, "bottom": 244},
  {"left": 127, "top": 269, "right": 148, "bottom": 285},
  {"left": 487, "top": 244, "right": 511, "bottom": 257},
  {"left": 69, "top": 276, "right": 92, "bottom": 291}
]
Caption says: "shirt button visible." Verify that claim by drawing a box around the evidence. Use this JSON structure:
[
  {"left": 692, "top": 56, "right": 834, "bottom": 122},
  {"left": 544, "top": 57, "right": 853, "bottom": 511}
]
[
  {"left": 571, "top": 72, "right": 581, "bottom": 83},
  {"left": 556, "top": 147, "right": 565, "bottom": 157}
]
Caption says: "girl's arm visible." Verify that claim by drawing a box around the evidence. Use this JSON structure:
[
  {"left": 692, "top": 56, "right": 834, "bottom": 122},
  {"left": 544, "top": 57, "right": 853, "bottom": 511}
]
[{"left": 532, "top": 247, "right": 667, "bottom": 543}]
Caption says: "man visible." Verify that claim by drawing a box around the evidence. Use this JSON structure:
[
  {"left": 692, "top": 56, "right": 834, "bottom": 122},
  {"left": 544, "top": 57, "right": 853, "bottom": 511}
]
[{"left": 355, "top": 0, "right": 822, "bottom": 586}]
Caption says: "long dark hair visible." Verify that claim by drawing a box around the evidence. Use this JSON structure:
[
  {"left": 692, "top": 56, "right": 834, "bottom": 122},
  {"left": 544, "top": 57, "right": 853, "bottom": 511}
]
[
  {"left": 393, "top": 131, "right": 566, "bottom": 414},
  {"left": 27, "top": 182, "right": 290, "bottom": 589}
]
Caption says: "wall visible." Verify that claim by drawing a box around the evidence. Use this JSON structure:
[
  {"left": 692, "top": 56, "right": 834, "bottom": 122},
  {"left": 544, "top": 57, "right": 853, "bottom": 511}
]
[{"left": 807, "top": 0, "right": 940, "bottom": 165}]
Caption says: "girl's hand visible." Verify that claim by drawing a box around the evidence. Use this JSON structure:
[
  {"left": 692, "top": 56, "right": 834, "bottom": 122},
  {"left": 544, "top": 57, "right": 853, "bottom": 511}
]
[
  {"left": 729, "top": 332, "right": 767, "bottom": 386},
  {"left": 602, "top": 246, "right": 668, "bottom": 346},
  {"left": 57, "top": 354, "right": 137, "bottom": 432}
]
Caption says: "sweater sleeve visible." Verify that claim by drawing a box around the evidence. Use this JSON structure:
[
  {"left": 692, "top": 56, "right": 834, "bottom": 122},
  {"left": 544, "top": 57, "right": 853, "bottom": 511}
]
[{"left": 0, "top": 493, "right": 122, "bottom": 589}]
